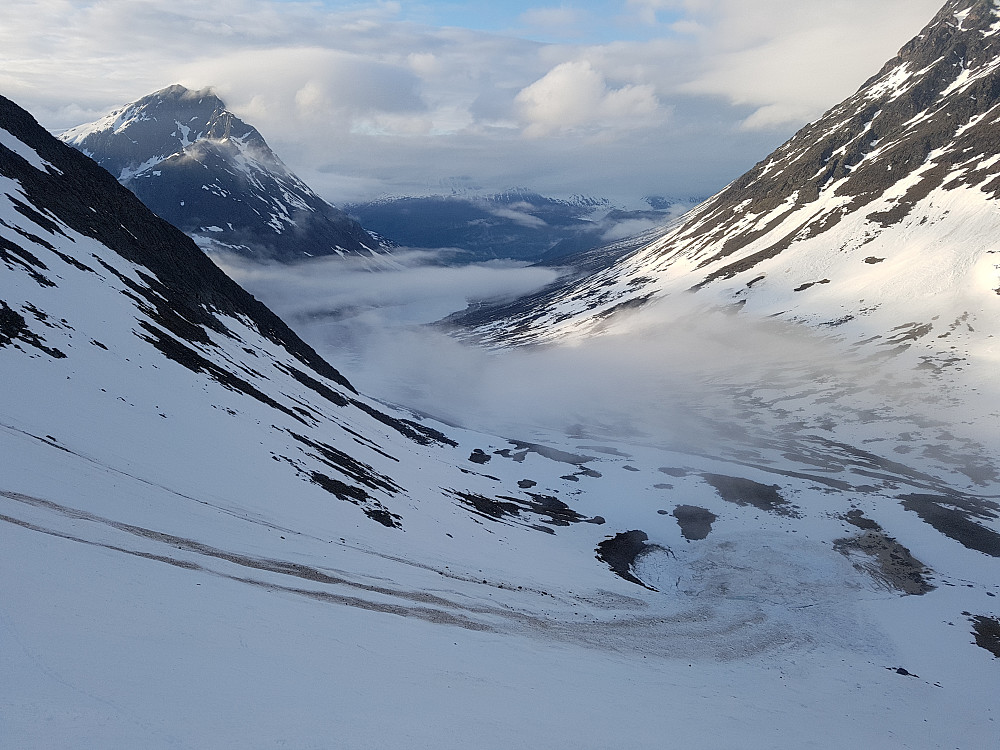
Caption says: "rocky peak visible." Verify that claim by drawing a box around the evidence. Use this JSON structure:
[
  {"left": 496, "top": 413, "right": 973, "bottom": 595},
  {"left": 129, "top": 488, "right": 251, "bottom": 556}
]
[
  {"left": 59, "top": 85, "right": 390, "bottom": 262},
  {"left": 60, "top": 84, "right": 269, "bottom": 181}
]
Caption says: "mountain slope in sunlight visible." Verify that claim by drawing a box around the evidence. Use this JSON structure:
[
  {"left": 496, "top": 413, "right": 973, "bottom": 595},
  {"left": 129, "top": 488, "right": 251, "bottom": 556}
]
[{"left": 459, "top": 0, "right": 1000, "bottom": 383}]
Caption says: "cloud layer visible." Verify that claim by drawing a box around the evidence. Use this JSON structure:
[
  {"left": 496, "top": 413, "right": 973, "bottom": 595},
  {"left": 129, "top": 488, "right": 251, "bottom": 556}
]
[
  {"left": 218, "top": 250, "right": 967, "bottom": 460},
  {"left": 1, "top": 0, "right": 943, "bottom": 203}
]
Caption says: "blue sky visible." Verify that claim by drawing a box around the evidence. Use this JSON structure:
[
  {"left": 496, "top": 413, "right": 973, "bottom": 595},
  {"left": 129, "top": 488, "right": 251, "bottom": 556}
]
[
  {"left": 293, "top": 1, "right": 678, "bottom": 41},
  {"left": 2, "top": 0, "right": 944, "bottom": 203},
  {"left": 395, "top": 0, "right": 679, "bottom": 41}
]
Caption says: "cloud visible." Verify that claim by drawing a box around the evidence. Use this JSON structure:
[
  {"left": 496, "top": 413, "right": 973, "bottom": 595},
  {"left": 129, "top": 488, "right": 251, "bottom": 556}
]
[
  {"left": 487, "top": 207, "right": 549, "bottom": 229},
  {"left": 216, "top": 250, "right": 562, "bottom": 329},
  {"left": 1, "top": 0, "right": 948, "bottom": 203},
  {"left": 515, "top": 60, "right": 662, "bottom": 137},
  {"left": 600, "top": 217, "right": 664, "bottom": 242},
  {"left": 658, "top": 0, "right": 944, "bottom": 129},
  {"left": 518, "top": 6, "right": 589, "bottom": 38},
  {"left": 218, "top": 252, "right": 964, "bottom": 459}
]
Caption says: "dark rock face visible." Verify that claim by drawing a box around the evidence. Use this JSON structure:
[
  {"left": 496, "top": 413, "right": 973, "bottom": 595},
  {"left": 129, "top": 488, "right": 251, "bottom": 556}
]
[
  {"left": 900, "top": 493, "right": 1000, "bottom": 556},
  {"left": 701, "top": 474, "right": 800, "bottom": 517},
  {"left": 451, "top": 490, "right": 598, "bottom": 532},
  {"left": 833, "top": 517, "right": 935, "bottom": 596},
  {"left": 61, "top": 85, "right": 386, "bottom": 262},
  {"left": 970, "top": 614, "right": 1000, "bottom": 657},
  {"left": 672, "top": 505, "right": 717, "bottom": 541},
  {"left": 595, "top": 530, "right": 660, "bottom": 589},
  {"left": 1, "top": 92, "right": 354, "bottom": 389}
]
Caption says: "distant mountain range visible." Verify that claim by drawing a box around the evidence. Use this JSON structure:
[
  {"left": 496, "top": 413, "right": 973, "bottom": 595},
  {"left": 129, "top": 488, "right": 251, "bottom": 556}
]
[
  {"left": 344, "top": 189, "right": 699, "bottom": 264},
  {"left": 60, "top": 85, "right": 390, "bottom": 262}
]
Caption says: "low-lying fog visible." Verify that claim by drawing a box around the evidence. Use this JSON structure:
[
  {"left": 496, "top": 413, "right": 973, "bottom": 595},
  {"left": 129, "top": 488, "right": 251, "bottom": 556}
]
[{"left": 217, "top": 250, "right": 999, "bottom": 483}]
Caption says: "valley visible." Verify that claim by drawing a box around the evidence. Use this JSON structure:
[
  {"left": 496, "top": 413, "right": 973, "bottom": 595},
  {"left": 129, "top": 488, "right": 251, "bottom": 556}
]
[{"left": 2, "top": 1, "right": 999, "bottom": 748}]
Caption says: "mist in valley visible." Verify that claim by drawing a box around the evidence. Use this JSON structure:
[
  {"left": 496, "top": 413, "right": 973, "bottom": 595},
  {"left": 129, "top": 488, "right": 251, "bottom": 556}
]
[{"left": 217, "top": 250, "right": 1000, "bottom": 491}]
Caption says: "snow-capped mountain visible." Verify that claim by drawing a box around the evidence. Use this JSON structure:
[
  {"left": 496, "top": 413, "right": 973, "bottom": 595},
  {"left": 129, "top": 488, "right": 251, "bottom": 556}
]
[
  {"left": 460, "top": 0, "right": 1000, "bottom": 372},
  {"left": 60, "top": 84, "right": 389, "bottom": 261},
  {"left": 3, "top": 3, "right": 1000, "bottom": 744},
  {"left": 345, "top": 188, "right": 697, "bottom": 264}
]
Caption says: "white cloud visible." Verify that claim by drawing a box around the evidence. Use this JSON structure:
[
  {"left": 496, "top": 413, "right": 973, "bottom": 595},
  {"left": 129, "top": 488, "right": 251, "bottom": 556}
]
[
  {"left": 518, "top": 6, "right": 589, "bottom": 38},
  {"left": 0, "top": 0, "right": 949, "bottom": 202},
  {"left": 487, "top": 207, "right": 549, "bottom": 229},
  {"left": 656, "top": 0, "right": 943, "bottom": 128},
  {"left": 515, "top": 60, "right": 662, "bottom": 137},
  {"left": 222, "top": 252, "right": 941, "bottom": 449}
]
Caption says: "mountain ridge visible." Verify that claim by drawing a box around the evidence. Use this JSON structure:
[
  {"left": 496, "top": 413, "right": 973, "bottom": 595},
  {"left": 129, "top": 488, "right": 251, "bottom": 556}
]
[
  {"left": 2, "top": 92, "right": 356, "bottom": 390},
  {"left": 455, "top": 0, "right": 1000, "bottom": 358}
]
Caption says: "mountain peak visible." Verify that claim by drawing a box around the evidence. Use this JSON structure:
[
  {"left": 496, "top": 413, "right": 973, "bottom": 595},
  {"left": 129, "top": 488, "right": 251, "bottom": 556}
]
[
  {"left": 60, "top": 83, "right": 261, "bottom": 180},
  {"left": 60, "top": 86, "right": 390, "bottom": 261},
  {"left": 152, "top": 83, "right": 218, "bottom": 101}
]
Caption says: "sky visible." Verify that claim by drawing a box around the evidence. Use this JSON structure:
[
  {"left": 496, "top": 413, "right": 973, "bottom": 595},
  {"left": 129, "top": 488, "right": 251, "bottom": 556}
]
[{"left": 1, "top": 0, "right": 945, "bottom": 205}]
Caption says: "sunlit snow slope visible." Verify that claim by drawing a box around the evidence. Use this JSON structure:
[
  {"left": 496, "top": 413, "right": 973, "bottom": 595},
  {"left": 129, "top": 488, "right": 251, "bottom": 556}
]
[{"left": 60, "top": 84, "right": 388, "bottom": 262}]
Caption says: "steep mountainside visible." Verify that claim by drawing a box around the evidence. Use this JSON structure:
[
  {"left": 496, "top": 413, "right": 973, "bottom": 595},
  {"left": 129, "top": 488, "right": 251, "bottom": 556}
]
[
  {"left": 60, "top": 85, "right": 388, "bottom": 261},
  {"left": 345, "top": 189, "right": 696, "bottom": 263},
  {"left": 460, "top": 0, "right": 1000, "bottom": 371}
]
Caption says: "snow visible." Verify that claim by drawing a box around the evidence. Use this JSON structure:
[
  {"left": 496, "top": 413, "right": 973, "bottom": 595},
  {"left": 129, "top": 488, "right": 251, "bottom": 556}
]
[
  {"left": 7, "top": 155, "right": 1000, "bottom": 744},
  {"left": 117, "top": 155, "right": 165, "bottom": 182},
  {"left": 3, "top": 507, "right": 995, "bottom": 750},
  {"left": 0, "top": 126, "right": 61, "bottom": 174},
  {"left": 174, "top": 119, "right": 194, "bottom": 146},
  {"left": 939, "top": 54, "right": 1000, "bottom": 98}
]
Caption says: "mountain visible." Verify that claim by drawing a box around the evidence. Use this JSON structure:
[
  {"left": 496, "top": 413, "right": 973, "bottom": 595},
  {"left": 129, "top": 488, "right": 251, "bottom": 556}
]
[
  {"left": 345, "top": 188, "right": 697, "bottom": 264},
  {"left": 457, "top": 0, "right": 1000, "bottom": 367},
  {"left": 59, "top": 84, "right": 389, "bottom": 262},
  {"left": 3, "top": 4, "right": 1000, "bottom": 745}
]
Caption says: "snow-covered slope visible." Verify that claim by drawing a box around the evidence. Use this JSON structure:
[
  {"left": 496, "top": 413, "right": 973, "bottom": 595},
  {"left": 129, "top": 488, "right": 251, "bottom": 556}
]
[
  {"left": 461, "top": 0, "right": 1000, "bottom": 377},
  {"left": 60, "top": 84, "right": 389, "bottom": 261},
  {"left": 3, "top": 32, "right": 1000, "bottom": 750}
]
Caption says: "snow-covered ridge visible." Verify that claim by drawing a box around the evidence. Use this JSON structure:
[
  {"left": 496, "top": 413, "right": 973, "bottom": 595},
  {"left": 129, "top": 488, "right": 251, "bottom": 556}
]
[{"left": 0, "top": 125, "right": 62, "bottom": 174}]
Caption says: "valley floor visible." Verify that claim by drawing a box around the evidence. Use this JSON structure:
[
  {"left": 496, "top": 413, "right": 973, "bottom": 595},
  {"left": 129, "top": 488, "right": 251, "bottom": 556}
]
[{"left": 2, "top": 409, "right": 998, "bottom": 749}]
